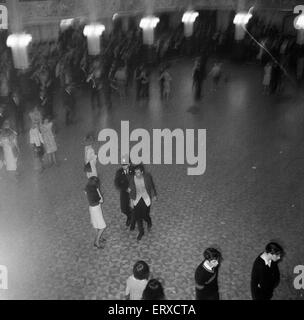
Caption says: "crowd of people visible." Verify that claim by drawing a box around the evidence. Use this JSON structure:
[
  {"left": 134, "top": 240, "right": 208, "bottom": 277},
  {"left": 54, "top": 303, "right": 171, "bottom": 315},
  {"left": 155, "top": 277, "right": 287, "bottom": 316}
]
[{"left": 0, "top": 11, "right": 299, "bottom": 300}]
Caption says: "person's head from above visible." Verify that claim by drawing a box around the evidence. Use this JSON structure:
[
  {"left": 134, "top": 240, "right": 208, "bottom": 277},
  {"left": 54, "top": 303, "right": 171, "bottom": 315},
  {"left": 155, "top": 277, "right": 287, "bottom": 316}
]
[
  {"left": 43, "top": 116, "right": 51, "bottom": 125},
  {"left": 121, "top": 154, "right": 130, "bottom": 170},
  {"left": 84, "top": 133, "right": 94, "bottom": 146},
  {"left": 133, "top": 261, "right": 150, "bottom": 280},
  {"left": 134, "top": 163, "right": 145, "bottom": 178},
  {"left": 264, "top": 242, "right": 284, "bottom": 262},
  {"left": 142, "top": 279, "right": 165, "bottom": 300},
  {"left": 33, "top": 105, "right": 40, "bottom": 112},
  {"left": 203, "top": 248, "right": 222, "bottom": 269},
  {"left": 87, "top": 176, "right": 100, "bottom": 188}
]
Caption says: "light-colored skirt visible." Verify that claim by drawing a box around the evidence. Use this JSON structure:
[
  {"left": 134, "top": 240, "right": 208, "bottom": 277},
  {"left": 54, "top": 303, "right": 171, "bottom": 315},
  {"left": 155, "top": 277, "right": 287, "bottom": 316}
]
[{"left": 89, "top": 204, "right": 106, "bottom": 229}]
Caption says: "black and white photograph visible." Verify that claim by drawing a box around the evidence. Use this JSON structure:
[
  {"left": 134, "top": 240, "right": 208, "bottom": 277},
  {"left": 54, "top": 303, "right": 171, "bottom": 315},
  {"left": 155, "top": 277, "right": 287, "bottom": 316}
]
[{"left": 0, "top": 0, "right": 304, "bottom": 306}]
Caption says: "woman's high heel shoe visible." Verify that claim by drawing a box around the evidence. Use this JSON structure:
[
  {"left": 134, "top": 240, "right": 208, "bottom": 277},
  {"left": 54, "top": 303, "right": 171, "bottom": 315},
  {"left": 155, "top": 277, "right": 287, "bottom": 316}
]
[{"left": 94, "top": 243, "right": 104, "bottom": 249}]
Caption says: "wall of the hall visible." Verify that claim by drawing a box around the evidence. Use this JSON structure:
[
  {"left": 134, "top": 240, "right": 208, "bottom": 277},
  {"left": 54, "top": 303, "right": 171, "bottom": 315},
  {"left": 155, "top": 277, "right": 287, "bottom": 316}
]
[{"left": 5, "top": 0, "right": 301, "bottom": 41}]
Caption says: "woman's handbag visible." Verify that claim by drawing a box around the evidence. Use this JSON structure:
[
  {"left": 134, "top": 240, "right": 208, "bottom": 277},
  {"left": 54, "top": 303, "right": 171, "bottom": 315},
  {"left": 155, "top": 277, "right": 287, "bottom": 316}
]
[{"left": 84, "top": 161, "right": 92, "bottom": 173}]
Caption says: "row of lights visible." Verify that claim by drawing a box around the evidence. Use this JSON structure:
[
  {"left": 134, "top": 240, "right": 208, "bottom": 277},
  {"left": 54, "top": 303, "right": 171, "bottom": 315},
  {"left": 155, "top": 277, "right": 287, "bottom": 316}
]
[{"left": 6, "top": 9, "right": 304, "bottom": 70}]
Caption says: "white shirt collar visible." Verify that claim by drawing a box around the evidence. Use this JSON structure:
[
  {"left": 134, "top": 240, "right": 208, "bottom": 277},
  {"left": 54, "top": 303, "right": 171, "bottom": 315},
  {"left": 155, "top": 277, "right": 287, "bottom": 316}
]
[{"left": 261, "top": 252, "right": 272, "bottom": 267}]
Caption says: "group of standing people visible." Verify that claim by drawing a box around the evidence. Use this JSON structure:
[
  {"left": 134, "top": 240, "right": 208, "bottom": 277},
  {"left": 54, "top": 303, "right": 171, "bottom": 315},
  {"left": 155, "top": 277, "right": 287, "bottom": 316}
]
[
  {"left": 114, "top": 156, "right": 157, "bottom": 241},
  {"left": 194, "top": 242, "right": 284, "bottom": 300}
]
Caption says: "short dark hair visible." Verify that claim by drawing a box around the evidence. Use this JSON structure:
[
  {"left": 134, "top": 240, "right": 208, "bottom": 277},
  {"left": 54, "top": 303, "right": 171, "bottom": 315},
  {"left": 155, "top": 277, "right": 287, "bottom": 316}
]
[
  {"left": 265, "top": 242, "right": 284, "bottom": 256},
  {"left": 203, "top": 248, "right": 222, "bottom": 262},
  {"left": 87, "top": 176, "right": 100, "bottom": 188},
  {"left": 133, "top": 261, "right": 150, "bottom": 280},
  {"left": 142, "top": 279, "right": 165, "bottom": 300},
  {"left": 134, "top": 163, "right": 145, "bottom": 173}
]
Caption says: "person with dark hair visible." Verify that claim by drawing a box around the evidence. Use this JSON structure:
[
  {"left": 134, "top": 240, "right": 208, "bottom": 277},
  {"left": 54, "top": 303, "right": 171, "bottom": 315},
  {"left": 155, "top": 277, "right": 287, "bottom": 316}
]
[
  {"left": 251, "top": 242, "right": 284, "bottom": 300},
  {"left": 84, "top": 176, "right": 106, "bottom": 249},
  {"left": 125, "top": 261, "right": 150, "bottom": 300},
  {"left": 40, "top": 116, "right": 57, "bottom": 167},
  {"left": 129, "top": 164, "right": 157, "bottom": 241},
  {"left": 142, "top": 279, "right": 165, "bottom": 300},
  {"left": 194, "top": 248, "right": 222, "bottom": 300},
  {"left": 11, "top": 91, "right": 25, "bottom": 135},
  {"left": 62, "top": 84, "right": 75, "bottom": 126},
  {"left": 114, "top": 154, "right": 134, "bottom": 226},
  {"left": 87, "top": 61, "right": 103, "bottom": 110},
  {"left": 84, "top": 134, "right": 98, "bottom": 179}
]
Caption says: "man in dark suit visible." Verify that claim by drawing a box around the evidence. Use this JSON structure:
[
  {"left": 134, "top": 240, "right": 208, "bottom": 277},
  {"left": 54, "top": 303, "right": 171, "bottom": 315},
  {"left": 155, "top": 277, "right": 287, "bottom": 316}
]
[
  {"left": 114, "top": 155, "right": 134, "bottom": 227},
  {"left": 251, "top": 242, "right": 284, "bottom": 300},
  {"left": 129, "top": 164, "right": 157, "bottom": 241},
  {"left": 11, "top": 91, "right": 25, "bottom": 134},
  {"left": 62, "top": 85, "right": 75, "bottom": 126}
]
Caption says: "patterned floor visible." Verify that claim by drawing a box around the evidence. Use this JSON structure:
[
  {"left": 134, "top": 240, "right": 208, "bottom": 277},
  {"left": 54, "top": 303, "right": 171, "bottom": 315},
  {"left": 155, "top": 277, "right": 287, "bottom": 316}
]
[{"left": 0, "top": 58, "right": 304, "bottom": 300}]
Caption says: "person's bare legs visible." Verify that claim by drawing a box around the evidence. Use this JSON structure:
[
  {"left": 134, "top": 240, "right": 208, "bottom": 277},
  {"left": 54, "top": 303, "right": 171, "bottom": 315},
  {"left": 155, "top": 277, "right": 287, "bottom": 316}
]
[
  {"left": 94, "top": 228, "right": 105, "bottom": 248},
  {"left": 51, "top": 152, "right": 57, "bottom": 166}
]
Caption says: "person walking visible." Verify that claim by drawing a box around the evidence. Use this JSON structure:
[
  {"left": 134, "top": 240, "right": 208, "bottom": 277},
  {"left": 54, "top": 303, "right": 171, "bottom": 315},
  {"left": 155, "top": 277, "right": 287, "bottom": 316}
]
[
  {"left": 114, "top": 154, "right": 134, "bottom": 226},
  {"left": 29, "top": 123, "right": 44, "bottom": 173},
  {"left": 84, "top": 176, "right": 107, "bottom": 249},
  {"left": 129, "top": 164, "right": 157, "bottom": 241},
  {"left": 0, "top": 120, "right": 19, "bottom": 180},
  {"left": 87, "top": 65, "right": 103, "bottom": 110},
  {"left": 194, "top": 248, "right": 222, "bottom": 300},
  {"left": 11, "top": 91, "right": 25, "bottom": 135},
  {"left": 159, "top": 67, "right": 172, "bottom": 101},
  {"left": 263, "top": 62, "right": 272, "bottom": 95},
  {"left": 40, "top": 116, "right": 57, "bottom": 167},
  {"left": 251, "top": 242, "right": 284, "bottom": 300},
  {"left": 84, "top": 134, "right": 98, "bottom": 179},
  {"left": 62, "top": 85, "right": 76, "bottom": 126}
]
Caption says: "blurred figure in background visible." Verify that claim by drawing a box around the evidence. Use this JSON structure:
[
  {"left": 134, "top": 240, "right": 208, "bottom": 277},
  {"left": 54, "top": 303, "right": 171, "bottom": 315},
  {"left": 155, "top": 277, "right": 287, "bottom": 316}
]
[
  {"left": 0, "top": 120, "right": 19, "bottom": 180},
  {"left": 62, "top": 84, "right": 76, "bottom": 126},
  {"left": 40, "top": 116, "right": 57, "bottom": 167}
]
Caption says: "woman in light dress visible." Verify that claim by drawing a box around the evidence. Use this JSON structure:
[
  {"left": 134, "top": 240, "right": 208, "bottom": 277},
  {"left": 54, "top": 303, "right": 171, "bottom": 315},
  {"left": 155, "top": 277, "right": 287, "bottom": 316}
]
[
  {"left": 84, "top": 134, "right": 97, "bottom": 179},
  {"left": 84, "top": 176, "right": 107, "bottom": 249},
  {"left": 0, "top": 120, "right": 19, "bottom": 179},
  {"left": 40, "top": 116, "right": 57, "bottom": 166},
  {"left": 159, "top": 68, "right": 172, "bottom": 101},
  {"left": 263, "top": 62, "right": 272, "bottom": 95},
  {"left": 29, "top": 123, "right": 44, "bottom": 172}
]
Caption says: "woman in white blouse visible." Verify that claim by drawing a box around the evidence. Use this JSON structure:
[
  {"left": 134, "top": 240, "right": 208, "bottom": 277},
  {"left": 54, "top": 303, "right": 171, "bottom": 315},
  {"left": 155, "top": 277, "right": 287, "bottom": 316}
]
[
  {"left": 29, "top": 123, "right": 44, "bottom": 172},
  {"left": 84, "top": 134, "right": 98, "bottom": 179}
]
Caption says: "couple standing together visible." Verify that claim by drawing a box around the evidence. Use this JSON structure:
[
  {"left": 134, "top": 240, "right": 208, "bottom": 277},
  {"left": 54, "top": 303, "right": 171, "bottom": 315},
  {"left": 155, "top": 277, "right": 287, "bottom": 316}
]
[{"left": 115, "top": 155, "right": 157, "bottom": 241}]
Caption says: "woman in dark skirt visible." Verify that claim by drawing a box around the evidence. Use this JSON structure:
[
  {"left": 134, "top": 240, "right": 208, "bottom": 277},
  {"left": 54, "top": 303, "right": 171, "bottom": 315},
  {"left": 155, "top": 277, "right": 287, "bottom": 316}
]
[
  {"left": 84, "top": 176, "right": 106, "bottom": 249},
  {"left": 194, "top": 248, "right": 222, "bottom": 300}
]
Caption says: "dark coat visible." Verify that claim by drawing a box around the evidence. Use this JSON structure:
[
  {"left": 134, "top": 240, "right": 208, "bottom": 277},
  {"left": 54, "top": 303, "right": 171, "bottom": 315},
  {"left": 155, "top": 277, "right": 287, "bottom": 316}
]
[
  {"left": 114, "top": 166, "right": 134, "bottom": 214},
  {"left": 251, "top": 255, "right": 280, "bottom": 300},
  {"left": 62, "top": 89, "right": 75, "bottom": 110}
]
